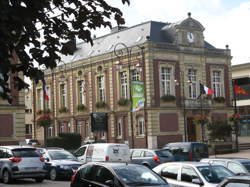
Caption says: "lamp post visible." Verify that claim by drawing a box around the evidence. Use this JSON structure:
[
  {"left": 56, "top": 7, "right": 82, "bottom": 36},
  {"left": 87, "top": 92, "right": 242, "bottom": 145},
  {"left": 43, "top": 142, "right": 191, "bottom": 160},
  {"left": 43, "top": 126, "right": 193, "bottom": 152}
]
[{"left": 114, "top": 43, "right": 146, "bottom": 148}]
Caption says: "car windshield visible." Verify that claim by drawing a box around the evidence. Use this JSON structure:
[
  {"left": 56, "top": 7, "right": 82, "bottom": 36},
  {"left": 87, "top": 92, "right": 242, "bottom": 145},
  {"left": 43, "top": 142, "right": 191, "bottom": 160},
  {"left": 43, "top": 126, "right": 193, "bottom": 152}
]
[
  {"left": 114, "top": 165, "right": 167, "bottom": 186},
  {"left": 13, "top": 149, "right": 40, "bottom": 157},
  {"left": 155, "top": 150, "right": 172, "bottom": 157},
  {"left": 48, "top": 150, "right": 77, "bottom": 161},
  {"left": 242, "top": 162, "right": 250, "bottom": 173},
  {"left": 198, "top": 165, "right": 234, "bottom": 183}
]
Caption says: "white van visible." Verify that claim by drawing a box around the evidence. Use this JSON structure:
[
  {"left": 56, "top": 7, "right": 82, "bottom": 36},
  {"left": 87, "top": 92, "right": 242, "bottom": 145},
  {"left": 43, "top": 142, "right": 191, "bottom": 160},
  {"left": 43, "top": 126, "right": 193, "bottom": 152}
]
[{"left": 73, "top": 143, "right": 130, "bottom": 164}]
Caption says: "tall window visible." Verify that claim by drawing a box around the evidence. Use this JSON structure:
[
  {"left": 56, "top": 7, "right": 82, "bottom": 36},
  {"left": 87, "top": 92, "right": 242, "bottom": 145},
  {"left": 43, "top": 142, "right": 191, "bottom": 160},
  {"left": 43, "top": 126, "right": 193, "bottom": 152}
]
[
  {"left": 136, "top": 117, "right": 145, "bottom": 136},
  {"left": 78, "top": 80, "right": 86, "bottom": 105},
  {"left": 131, "top": 69, "right": 140, "bottom": 81},
  {"left": 60, "top": 84, "right": 66, "bottom": 107},
  {"left": 188, "top": 69, "right": 197, "bottom": 99},
  {"left": 161, "top": 67, "right": 172, "bottom": 96},
  {"left": 25, "top": 124, "right": 32, "bottom": 135},
  {"left": 212, "top": 70, "right": 223, "bottom": 97},
  {"left": 97, "top": 76, "right": 105, "bottom": 101},
  {"left": 120, "top": 72, "right": 128, "bottom": 98},
  {"left": 48, "top": 127, "right": 53, "bottom": 137},
  {"left": 76, "top": 121, "right": 82, "bottom": 134},
  {"left": 116, "top": 118, "right": 122, "bottom": 138},
  {"left": 59, "top": 123, "right": 64, "bottom": 133}
]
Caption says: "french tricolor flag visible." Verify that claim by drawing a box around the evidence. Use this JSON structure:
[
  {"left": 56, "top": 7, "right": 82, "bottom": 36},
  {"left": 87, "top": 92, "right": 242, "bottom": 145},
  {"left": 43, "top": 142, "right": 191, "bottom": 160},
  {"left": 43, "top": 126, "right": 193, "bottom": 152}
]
[
  {"left": 200, "top": 83, "right": 213, "bottom": 95},
  {"left": 42, "top": 79, "right": 49, "bottom": 100}
]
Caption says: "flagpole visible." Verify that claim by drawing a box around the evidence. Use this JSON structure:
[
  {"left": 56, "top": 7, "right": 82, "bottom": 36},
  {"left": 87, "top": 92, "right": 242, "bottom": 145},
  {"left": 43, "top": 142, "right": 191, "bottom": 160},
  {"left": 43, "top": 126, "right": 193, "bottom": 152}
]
[{"left": 232, "top": 79, "right": 239, "bottom": 152}]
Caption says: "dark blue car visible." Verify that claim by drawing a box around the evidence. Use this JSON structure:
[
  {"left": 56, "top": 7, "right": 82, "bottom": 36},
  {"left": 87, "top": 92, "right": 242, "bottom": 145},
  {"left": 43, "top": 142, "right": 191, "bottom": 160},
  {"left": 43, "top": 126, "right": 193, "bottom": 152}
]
[{"left": 37, "top": 147, "right": 82, "bottom": 180}]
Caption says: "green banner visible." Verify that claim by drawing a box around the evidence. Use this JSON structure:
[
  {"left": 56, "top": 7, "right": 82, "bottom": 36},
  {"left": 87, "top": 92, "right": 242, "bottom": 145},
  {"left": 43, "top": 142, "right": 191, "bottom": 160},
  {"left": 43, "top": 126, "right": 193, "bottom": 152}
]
[{"left": 131, "top": 81, "right": 145, "bottom": 112}]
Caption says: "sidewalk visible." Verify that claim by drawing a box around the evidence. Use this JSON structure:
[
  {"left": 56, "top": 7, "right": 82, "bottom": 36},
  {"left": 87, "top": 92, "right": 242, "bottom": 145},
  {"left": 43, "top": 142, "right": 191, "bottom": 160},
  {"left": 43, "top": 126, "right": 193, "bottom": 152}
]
[{"left": 210, "top": 149, "right": 250, "bottom": 159}]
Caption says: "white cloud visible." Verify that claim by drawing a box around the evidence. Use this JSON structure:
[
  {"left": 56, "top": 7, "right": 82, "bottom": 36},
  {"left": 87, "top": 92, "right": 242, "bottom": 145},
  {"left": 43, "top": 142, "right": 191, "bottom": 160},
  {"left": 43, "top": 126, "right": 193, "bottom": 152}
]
[{"left": 99, "top": 0, "right": 250, "bottom": 64}]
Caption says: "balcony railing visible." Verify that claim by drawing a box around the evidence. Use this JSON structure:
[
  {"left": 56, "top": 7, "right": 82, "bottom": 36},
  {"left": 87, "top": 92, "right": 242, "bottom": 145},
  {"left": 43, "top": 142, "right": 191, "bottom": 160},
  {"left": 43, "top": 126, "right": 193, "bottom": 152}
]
[{"left": 183, "top": 98, "right": 212, "bottom": 109}]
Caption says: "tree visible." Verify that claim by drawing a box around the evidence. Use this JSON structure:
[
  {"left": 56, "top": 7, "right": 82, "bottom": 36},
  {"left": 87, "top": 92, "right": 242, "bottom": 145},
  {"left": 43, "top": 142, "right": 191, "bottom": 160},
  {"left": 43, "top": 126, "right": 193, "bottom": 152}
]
[
  {"left": 207, "top": 120, "right": 232, "bottom": 141},
  {"left": 0, "top": 0, "right": 130, "bottom": 102}
]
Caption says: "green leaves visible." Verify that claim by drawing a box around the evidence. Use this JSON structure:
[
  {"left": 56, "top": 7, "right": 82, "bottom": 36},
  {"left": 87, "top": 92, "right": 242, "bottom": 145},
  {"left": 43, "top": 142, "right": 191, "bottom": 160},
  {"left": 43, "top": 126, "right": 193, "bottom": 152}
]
[{"left": 0, "top": 0, "right": 130, "bottom": 103}]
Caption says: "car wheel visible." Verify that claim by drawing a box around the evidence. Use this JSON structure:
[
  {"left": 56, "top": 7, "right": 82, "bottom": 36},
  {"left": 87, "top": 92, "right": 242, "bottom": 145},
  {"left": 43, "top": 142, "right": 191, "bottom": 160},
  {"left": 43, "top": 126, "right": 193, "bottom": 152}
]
[
  {"left": 35, "top": 178, "right": 44, "bottom": 183},
  {"left": 50, "top": 168, "right": 57, "bottom": 181},
  {"left": 2, "top": 170, "right": 11, "bottom": 184}
]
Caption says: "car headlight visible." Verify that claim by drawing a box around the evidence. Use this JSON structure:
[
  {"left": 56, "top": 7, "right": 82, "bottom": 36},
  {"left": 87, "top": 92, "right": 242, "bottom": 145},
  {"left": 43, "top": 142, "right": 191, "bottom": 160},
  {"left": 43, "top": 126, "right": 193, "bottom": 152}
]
[{"left": 60, "top": 165, "right": 70, "bottom": 169}]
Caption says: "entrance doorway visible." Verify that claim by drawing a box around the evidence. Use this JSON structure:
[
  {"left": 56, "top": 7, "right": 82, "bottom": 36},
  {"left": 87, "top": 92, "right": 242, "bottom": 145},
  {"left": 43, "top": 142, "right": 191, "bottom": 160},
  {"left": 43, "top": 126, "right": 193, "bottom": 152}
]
[{"left": 187, "top": 117, "right": 196, "bottom": 142}]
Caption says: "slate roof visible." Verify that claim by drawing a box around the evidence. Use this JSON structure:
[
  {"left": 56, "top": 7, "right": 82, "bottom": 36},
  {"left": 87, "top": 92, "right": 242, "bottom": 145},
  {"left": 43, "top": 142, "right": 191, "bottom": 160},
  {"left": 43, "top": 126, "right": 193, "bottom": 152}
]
[{"left": 60, "top": 20, "right": 215, "bottom": 65}]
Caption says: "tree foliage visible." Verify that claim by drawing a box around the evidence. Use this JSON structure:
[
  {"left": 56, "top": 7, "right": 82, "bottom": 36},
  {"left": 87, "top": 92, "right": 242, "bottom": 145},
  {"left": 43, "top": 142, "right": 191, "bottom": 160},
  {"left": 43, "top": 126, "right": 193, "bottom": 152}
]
[
  {"left": 207, "top": 120, "right": 232, "bottom": 141},
  {"left": 0, "top": 0, "right": 130, "bottom": 102}
]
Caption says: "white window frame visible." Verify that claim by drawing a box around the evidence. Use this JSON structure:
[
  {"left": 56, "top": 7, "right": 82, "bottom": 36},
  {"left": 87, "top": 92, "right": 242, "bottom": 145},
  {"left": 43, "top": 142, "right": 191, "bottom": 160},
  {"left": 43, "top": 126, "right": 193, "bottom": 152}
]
[
  {"left": 116, "top": 118, "right": 123, "bottom": 139},
  {"left": 211, "top": 69, "right": 224, "bottom": 97},
  {"left": 97, "top": 75, "right": 105, "bottom": 102},
  {"left": 77, "top": 80, "right": 86, "bottom": 105},
  {"left": 77, "top": 121, "right": 82, "bottom": 134},
  {"left": 25, "top": 124, "right": 32, "bottom": 135},
  {"left": 131, "top": 69, "right": 140, "bottom": 81},
  {"left": 187, "top": 69, "right": 198, "bottom": 99},
  {"left": 59, "top": 123, "right": 64, "bottom": 133},
  {"left": 120, "top": 71, "right": 128, "bottom": 99},
  {"left": 136, "top": 116, "right": 145, "bottom": 136},
  {"left": 48, "top": 127, "right": 53, "bottom": 137},
  {"left": 160, "top": 65, "right": 175, "bottom": 96},
  {"left": 60, "top": 83, "right": 67, "bottom": 108}
]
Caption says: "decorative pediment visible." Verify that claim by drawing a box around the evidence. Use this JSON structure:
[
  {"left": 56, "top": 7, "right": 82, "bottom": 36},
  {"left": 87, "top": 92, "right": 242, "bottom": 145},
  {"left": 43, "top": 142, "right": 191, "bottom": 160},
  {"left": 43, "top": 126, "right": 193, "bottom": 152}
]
[{"left": 179, "top": 18, "right": 205, "bottom": 32}]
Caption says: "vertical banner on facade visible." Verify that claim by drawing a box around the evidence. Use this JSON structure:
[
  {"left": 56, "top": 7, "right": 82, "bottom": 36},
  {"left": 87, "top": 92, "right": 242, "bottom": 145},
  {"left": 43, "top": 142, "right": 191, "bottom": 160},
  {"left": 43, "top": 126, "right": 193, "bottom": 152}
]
[{"left": 131, "top": 81, "right": 145, "bottom": 112}]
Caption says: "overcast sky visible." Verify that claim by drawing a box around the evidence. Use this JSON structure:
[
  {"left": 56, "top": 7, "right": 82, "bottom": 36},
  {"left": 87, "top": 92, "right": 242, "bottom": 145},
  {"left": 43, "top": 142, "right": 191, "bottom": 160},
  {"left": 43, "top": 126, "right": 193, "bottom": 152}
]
[{"left": 95, "top": 0, "right": 250, "bottom": 65}]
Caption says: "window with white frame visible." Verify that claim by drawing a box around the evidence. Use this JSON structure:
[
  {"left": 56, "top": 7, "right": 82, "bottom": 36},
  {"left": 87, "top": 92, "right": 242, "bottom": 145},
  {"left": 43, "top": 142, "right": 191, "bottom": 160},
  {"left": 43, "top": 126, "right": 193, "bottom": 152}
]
[
  {"left": 131, "top": 69, "right": 140, "bottom": 81},
  {"left": 116, "top": 118, "right": 123, "bottom": 138},
  {"left": 212, "top": 70, "right": 223, "bottom": 97},
  {"left": 85, "top": 122, "right": 90, "bottom": 137},
  {"left": 48, "top": 127, "right": 53, "bottom": 137},
  {"left": 77, "top": 121, "right": 82, "bottom": 134},
  {"left": 120, "top": 71, "right": 128, "bottom": 98},
  {"left": 97, "top": 75, "right": 105, "bottom": 101},
  {"left": 188, "top": 69, "right": 198, "bottom": 99},
  {"left": 78, "top": 80, "right": 86, "bottom": 105},
  {"left": 25, "top": 124, "right": 32, "bottom": 135},
  {"left": 160, "top": 66, "right": 173, "bottom": 96},
  {"left": 68, "top": 122, "right": 71, "bottom": 132},
  {"left": 60, "top": 84, "right": 67, "bottom": 107},
  {"left": 59, "top": 123, "right": 64, "bottom": 133},
  {"left": 136, "top": 116, "right": 145, "bottom": 136}
]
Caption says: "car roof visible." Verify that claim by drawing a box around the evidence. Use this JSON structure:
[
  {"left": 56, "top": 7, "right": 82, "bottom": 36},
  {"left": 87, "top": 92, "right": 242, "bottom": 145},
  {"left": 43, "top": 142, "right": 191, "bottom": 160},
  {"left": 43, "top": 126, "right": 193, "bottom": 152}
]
[
  {"left": 202, "top": 158, "right": 250, "bottom": 163},
  {"left": 0, "top": 145, "right": 35, "bottom": 150},
  {"left": 163, "top": 161, "right": 216, "bottom": 167},
  {"left": 82, "top": 162, "right": 144, "bottom": 169},
  {"left": 166, "top": 142, "right": 206, "bottom": 145},
  {"left": 130, "top": 148, "right": 166, "bottom": 151}
]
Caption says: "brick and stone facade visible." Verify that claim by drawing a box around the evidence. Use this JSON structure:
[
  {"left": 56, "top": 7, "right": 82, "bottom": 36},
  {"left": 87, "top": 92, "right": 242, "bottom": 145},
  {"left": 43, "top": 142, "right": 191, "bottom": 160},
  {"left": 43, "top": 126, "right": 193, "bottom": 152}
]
[{"left": 33, "top": 14, "right": 233, "bottom": 148}]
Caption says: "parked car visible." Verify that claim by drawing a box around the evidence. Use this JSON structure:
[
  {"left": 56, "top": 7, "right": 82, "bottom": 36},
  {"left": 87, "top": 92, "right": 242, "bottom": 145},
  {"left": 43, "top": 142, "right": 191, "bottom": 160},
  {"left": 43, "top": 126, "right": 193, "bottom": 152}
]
[
  {"left": 73, "top": 143, "right": 130, "bottom": 164},
  {"left": 0, "top": 146, "right": 46, "bottom": 184},
  {"left": 163, "top": 142, "right": 209, "bottom": 161},
  {"left": 25, "top": 139, "right": 40, "bottom": 146},
  {"left": 153, "top": 162, "right": 235, "bottom": 187},
  {"left": 37, "top": 147, "right": 82, "bottom": 180},
  {"left": 217, "top": 175, "right": 250, "bottom": 187},
  {"left": 130, "top": 149, "right": 174, "bottom": 168},
  {"left": 70, "top": 162, "right": 171, "bottom": 187},
  {"left": 201, "top": 158, "right": 250, "bottom": 175}
]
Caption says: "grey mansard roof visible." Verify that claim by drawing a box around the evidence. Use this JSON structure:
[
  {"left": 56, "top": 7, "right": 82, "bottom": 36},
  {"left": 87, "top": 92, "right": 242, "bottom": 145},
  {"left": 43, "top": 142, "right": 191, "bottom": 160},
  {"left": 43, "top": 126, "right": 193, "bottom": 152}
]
[{"left": 60, "top": 20, "right": 215, "bottom": 65}]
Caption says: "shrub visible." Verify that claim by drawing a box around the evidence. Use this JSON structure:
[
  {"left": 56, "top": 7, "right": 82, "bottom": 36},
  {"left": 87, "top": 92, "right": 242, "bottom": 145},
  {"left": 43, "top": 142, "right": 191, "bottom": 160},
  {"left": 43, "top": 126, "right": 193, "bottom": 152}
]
[
  {"left": 161, "top": 94, "right": 176, "bottom": 102},
  {"left": 118, "top": 98, "right": 130, "bottom": 106},
  {"left": 213, "top": 96, "right": 225, "bottom": 103},
  {"left": 77, "top": 104, "right": 86, "bottom": 111},
  {"left": 46, "top": 133, "right": 82, "bottom": 150},
  {"left": 207, "top": 120, "right": 232, "bottom": 141},
  {"left": 59, "top": 106, "right": 68, "bottom": 113},
  {"left": 36, "top": 114, "right": 52, "bottom": 127},
  {"left": 96, "top": 101, "right": 106, "bottom": 108}
]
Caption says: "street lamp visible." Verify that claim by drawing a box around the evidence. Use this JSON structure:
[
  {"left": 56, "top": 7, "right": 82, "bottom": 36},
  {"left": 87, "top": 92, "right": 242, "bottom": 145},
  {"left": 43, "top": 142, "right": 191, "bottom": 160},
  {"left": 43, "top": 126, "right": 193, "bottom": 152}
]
[{"left": 113, "top": 43, "right": 146, "bottom": 148}]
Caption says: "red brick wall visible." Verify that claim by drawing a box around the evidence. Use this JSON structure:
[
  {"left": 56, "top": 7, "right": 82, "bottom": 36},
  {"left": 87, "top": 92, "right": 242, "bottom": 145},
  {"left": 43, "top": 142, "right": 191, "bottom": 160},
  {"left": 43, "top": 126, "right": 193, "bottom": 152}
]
[
  {"left": 0, "top": 114, "right": 13, "bottom": 137},
  {"left": 211, "top": 113, "right": 227, "bottom": 121},
  {"left": 159, "top": 113, "right": 179, "bottom": 131},
  {"left": 157, "top": 135, "right": 182, "bottom": 148}
]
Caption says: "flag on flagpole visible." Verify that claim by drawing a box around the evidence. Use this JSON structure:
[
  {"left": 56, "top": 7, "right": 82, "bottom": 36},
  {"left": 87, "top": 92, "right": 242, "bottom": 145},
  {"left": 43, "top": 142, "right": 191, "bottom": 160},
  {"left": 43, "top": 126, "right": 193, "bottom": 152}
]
[
  {"left": 200, "top": 83, "right": 213, "bottom": 95},
  {"left": 234, "top": 84, "right": 248, "bottom": 96},
  {"left": 42, "top": 79, "right": 49, "bottom": 100}
]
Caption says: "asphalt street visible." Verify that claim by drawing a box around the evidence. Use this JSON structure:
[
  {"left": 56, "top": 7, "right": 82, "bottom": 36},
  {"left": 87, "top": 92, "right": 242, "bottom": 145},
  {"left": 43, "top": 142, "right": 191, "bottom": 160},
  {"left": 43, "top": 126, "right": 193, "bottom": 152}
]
[{"left": 0, "top": 179, "right": 70, "bottom": 187}]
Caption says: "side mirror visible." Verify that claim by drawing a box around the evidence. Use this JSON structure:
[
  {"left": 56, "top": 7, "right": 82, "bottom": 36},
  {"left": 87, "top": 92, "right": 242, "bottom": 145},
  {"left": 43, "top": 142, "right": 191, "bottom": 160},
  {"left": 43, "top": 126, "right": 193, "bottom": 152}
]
[
  {"left": 105, "top": 180, "right": 114, "bottom": 187},
  {"left": 192, "top": 178, "right": 203, "bottom": 185}
]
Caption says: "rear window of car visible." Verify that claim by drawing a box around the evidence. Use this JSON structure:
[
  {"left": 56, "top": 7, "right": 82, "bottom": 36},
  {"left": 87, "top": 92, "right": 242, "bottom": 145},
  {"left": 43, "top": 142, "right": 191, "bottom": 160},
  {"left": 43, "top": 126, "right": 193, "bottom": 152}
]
[
  {"left": 192, "top": 144, "right": 208, "bottom": 154},
  {"left": 155, "top": 150, "right": 172, "bottom": 157},
  {"left": 12, "top": 149, "right": 40, "bottom": 157}
]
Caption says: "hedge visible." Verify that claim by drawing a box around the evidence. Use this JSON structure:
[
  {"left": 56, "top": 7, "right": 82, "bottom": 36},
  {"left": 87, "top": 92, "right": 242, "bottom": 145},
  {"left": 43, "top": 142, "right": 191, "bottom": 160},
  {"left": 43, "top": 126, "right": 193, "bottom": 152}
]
[{"left": 46, "top": 133, "right": 82, "bottom": 150}]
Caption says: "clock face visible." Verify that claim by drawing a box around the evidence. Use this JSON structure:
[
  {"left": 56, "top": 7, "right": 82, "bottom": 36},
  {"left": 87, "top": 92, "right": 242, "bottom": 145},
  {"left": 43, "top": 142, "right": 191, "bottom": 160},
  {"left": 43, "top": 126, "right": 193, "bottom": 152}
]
[{"left": 187, "top": 32, "right": 194, "bottom": 43}]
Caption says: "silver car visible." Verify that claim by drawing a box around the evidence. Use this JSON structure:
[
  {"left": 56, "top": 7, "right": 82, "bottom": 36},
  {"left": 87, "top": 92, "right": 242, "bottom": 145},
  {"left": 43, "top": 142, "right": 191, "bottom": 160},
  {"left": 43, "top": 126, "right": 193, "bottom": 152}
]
[
  {"left": 153, "top": 162, "right": 235, "bottom": 187},
  {"left": 0, "top": 146, "right": 46, "bottom": 184}
]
